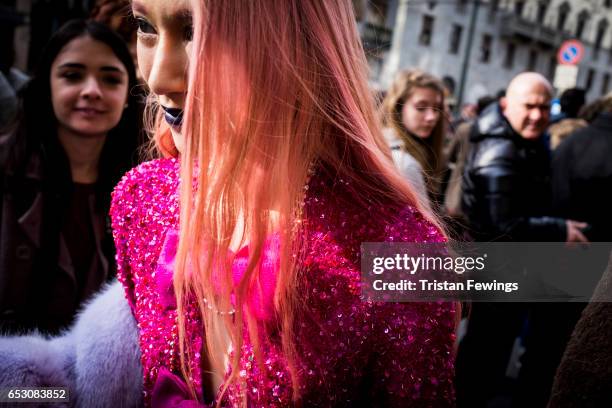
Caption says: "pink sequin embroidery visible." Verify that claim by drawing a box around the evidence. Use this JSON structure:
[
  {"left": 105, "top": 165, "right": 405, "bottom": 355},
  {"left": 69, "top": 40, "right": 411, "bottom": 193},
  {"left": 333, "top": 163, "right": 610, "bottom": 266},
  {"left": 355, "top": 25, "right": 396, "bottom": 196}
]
[{"left": 111, "top": 158, "right": 457, "bottom": 407}]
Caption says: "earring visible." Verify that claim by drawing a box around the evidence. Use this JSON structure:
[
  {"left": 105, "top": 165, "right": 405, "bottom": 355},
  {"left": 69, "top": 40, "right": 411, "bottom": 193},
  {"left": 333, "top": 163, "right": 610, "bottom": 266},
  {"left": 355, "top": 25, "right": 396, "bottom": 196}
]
[{"left": 124, "top": 103, "right": 129, "bottom": 109}]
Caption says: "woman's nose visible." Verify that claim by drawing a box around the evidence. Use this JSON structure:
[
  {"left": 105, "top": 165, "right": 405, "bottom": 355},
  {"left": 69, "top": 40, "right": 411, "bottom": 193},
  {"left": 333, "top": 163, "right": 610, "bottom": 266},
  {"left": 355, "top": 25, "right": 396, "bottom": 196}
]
[
  {"left": 425, "top": 109, "right": 439, "bottom": 122},
  {"left": 146, "top": 37, "right": 187, "bottom": 98},
  {"left": 81, "top": 76, "right": 103, "bottom": 100}
]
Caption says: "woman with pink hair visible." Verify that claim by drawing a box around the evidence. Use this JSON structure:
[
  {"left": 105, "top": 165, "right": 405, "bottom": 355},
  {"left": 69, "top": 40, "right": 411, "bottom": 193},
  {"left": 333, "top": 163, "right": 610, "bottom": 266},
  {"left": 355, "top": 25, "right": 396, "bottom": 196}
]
[{"left": 110, "top": 0, "right": 458, "bottom": 406}]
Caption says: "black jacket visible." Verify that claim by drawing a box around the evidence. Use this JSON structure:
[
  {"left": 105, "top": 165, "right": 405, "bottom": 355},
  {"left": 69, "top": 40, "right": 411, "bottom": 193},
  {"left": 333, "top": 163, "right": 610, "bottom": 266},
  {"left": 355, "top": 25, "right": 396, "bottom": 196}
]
[
  {"left": 0, "top": 135, "right": 115, "bottom": 334},
  {"left": 552, "top": 112, "right": 612, "bottom": 242},
  {"left": 461, "top": 103, "right": 566, "bottom": 241},
  {"left": 548, "top": 251, "right": 612, "bottom": 407}
]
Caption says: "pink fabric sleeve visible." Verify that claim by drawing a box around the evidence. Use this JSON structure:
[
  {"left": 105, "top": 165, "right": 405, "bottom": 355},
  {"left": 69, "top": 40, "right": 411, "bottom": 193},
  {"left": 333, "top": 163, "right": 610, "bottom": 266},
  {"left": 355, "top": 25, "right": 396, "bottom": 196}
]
[
  {"left": 110, "top": 173, "right": 138, "bottom": 312},
  {"left": 366, "top": 206, "right": 457, "bottom": 406},
  {"left": 367, "top": 300, "right": 457, "bottom": 406}
]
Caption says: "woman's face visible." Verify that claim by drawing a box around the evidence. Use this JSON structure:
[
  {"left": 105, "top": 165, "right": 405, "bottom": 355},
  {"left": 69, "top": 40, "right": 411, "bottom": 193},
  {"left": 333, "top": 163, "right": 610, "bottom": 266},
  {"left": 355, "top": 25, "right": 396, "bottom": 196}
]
[
  {"left": 50, "top": 35, "right": 129, "bottom": 138},
  {"left": 400, "top": 87, "right": 443, "bottom": 139},
  {"left": 132, "top": 0, "right": 193, "bottom": 152}
]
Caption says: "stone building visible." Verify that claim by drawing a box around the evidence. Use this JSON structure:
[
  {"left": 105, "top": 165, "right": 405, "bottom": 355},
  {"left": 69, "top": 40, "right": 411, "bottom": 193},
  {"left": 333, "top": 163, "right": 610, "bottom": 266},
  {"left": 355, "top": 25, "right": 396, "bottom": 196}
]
[{"left": 356, "top": 0, "right": 612, "bottom": 105}]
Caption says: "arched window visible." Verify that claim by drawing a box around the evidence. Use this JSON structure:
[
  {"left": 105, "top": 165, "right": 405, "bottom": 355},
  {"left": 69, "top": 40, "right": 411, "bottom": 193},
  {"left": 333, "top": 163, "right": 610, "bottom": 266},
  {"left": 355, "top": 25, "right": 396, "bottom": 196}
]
[
  {"left": 595, "top": 19, "right": 609, "bottom": 50},
  {"left": 575, "top": 10, "right": 590, "bottom": 39},
  {"left": 537, "top": 1, "right": 548, "bottom": 24},
  {"left": 514, "top": 1, "right": 525, "bottom": 17},
  {"left": 557, "top": 2, "right": 571, "bottom": 31}
]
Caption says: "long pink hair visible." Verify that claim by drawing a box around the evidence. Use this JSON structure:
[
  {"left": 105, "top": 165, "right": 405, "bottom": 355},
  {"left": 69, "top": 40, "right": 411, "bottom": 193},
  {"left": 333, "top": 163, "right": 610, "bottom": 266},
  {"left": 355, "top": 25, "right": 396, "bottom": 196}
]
[{"left": 171, "top": 0, "right": 444, "bottom": 404}]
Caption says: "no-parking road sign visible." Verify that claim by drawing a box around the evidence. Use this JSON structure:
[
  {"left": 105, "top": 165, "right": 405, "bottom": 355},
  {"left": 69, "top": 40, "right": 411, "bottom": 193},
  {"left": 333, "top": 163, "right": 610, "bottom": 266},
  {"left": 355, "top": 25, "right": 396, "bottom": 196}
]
[{"left": 557, "top": 40, "right": 584, "bottom": 65}]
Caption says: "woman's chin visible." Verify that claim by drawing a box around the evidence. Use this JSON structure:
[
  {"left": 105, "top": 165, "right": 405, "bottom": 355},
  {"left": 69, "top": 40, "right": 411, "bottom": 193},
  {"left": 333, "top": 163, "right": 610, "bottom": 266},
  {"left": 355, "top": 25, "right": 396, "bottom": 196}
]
[
  {"left": 170, "top": 126, "right": 184, "bottom": 154},
  {"left": 413, "top": 131, "right": 432, "bottom": 139}
]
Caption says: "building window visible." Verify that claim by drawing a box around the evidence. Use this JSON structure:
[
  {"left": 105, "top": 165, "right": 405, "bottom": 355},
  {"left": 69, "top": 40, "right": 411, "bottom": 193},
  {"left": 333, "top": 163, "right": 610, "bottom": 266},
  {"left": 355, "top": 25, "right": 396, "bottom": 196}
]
[
  {"left": 419, "top": 15, "right": 435, "bottom": 46},
  {"left": 504, "top": 42, "right": 516, "bottom": 69},
  {"left": 602, "top": 73, "right": 610, "bottom": 95},
  {"left": 489, "top": 0, "right": 499, "bottom": 17},
  {"left": 480, "top": 34, "right": 493, "bottom": 63},
  {"left": 456, "top": 0, "right": 468, "bottom": 13},
  {"left": 514, "top": 1, "right": 525, "bottom": 16},
  {"left": 576, "top": 11, "right": 590, "bottom": 39},
  {"left": 548, "top": 56, "right": 557, "bottom": 79},
  {"left": 449, "top": 24, "right": 463, "bottom": 54},
  {"left": 536, "top": 2, "right": 547, "bottom": 24},
  {"left": 595, "top": 19, "right": 608, "bottom": 51},
  {"left": 557, "top": 3, "right": 571, "bottom": 31},
  {"left": 527, "top": 49, "right": 538, "bottom": 71},
  {"left": 585, "top": 68, "right": 596, "bottom": 91}
]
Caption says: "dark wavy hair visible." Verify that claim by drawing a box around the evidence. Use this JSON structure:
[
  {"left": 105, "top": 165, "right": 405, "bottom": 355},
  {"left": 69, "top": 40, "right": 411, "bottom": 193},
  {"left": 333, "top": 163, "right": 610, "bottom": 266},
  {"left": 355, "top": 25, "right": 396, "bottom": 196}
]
[
  {"left": 2, "top": 19, "right": 143, "bottom": 280},
  {"left": 6, "top": 18, "right": 142, "bottom": 210}
]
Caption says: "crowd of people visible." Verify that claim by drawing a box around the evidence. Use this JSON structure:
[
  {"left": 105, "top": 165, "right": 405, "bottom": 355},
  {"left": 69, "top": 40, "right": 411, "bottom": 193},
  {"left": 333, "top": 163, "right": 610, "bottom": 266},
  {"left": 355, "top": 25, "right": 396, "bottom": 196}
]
[{"left": 0, "top": 0, "right": 611, "bottom": 407}]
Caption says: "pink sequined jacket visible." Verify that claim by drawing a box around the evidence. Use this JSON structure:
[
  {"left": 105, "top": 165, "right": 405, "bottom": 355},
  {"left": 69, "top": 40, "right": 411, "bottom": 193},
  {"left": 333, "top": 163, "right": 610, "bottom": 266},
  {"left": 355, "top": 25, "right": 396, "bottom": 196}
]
[{"left": 111, "top": 158, "right": 457, "bottom": 407}]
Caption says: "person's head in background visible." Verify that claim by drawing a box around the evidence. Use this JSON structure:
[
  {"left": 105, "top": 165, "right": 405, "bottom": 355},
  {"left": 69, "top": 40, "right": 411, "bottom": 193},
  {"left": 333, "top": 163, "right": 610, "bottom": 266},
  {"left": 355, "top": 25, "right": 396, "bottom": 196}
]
[
  {"left": 460, "top": 103, "right": 477, "bottom": 121},
  {"left": 90, "top": 0, "right": 140, "bottom": 82},
  {"left": 381, "top": 69, "right": 447, "bottom": 194},
  {"left": 559, "top": 88, "right": 586, "bottom": 119},
  {"left": 500, "top": 72, "right": 553, "bottom": 140},
  {"left": 578, "top": 92, "right": 612, "bottom": 122},
  {"left": 9, "top": 19, "right": 140, "bottom": 204},
  {"left": 476, "top": 95, "right": 496, "bottom": 115}
]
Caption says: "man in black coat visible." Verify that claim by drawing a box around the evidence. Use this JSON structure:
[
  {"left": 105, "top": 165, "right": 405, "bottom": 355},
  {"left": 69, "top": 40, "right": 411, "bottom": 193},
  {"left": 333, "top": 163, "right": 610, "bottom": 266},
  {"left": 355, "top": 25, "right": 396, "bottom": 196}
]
[
  {"left": 541, "top": 102, "right": 612, "bottom": 408},
  {"left": 518, "top": 99, "right": 612, "bottom": 408},
  {"left": 456, "top": 72, "right": 589, "bottom": 407},
  {"left": 461, "top": 72, "right": 587, "bottom": 243},
  {"left": 553, "top": 105, "right": 612, "bottom": 242},
  {"left": 548, "top": 251, "right": 612, "bottom": 408}
]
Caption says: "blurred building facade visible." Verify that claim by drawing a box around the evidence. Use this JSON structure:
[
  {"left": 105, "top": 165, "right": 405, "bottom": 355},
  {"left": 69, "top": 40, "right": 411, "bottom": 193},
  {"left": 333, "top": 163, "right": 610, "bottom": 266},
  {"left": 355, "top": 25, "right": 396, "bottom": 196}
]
[
  {"left": 355, "top": 0, "right": 612, "bottom": 105},
  {"left": 3, "top": 0, "right": 97, "bottom": 72},
  {"left": 6, "top": 0, "right": 612, "bottom": 104}
]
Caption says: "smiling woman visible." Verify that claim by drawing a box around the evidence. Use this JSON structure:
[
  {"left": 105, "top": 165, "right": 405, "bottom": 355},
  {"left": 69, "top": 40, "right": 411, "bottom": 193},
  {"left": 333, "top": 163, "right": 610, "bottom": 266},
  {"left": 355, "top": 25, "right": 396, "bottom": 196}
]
[
  {"left": 50, "top": 36, "right": 129, "bottom": 148},
  {"left": 0, "top": 19, "right": 142, "bottom": 334}
]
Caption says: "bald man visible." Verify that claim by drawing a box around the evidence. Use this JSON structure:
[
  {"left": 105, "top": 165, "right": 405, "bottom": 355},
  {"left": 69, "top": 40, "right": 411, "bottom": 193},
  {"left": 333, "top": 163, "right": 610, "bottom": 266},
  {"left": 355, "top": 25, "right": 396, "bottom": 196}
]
[
  {"left": 456, "top": 72, "right": 589, "bottom": 407},
  {"left": 502, "top": 72, "right": 554, "bottom": 140}
]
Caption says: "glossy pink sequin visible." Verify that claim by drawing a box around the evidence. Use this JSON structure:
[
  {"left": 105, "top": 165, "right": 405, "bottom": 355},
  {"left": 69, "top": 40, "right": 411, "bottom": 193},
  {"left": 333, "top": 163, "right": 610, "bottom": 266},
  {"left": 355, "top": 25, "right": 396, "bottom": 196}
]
[{"left": 111, "top": 158, "right": 457, "bottom": 407}]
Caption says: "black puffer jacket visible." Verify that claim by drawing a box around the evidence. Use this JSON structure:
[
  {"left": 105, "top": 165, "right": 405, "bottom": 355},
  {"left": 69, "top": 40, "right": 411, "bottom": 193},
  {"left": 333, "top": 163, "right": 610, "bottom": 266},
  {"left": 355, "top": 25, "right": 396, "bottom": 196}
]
[{"left": 461, "top": 103, "right": 566, "bottom": 241}]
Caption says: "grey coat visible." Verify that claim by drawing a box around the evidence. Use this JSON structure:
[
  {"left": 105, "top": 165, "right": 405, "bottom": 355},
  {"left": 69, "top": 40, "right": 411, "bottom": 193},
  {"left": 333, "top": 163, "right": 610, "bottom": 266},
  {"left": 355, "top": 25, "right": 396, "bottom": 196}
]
[{"left": 0, "top": 280, "right": 143, "bottom": 407}]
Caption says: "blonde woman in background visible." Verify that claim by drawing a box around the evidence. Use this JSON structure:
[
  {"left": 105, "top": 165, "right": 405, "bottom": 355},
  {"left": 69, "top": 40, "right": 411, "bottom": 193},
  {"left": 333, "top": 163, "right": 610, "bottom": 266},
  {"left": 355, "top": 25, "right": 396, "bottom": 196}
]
[{"left": 381, "top": 69, "right": 447, "bottom": 210}]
